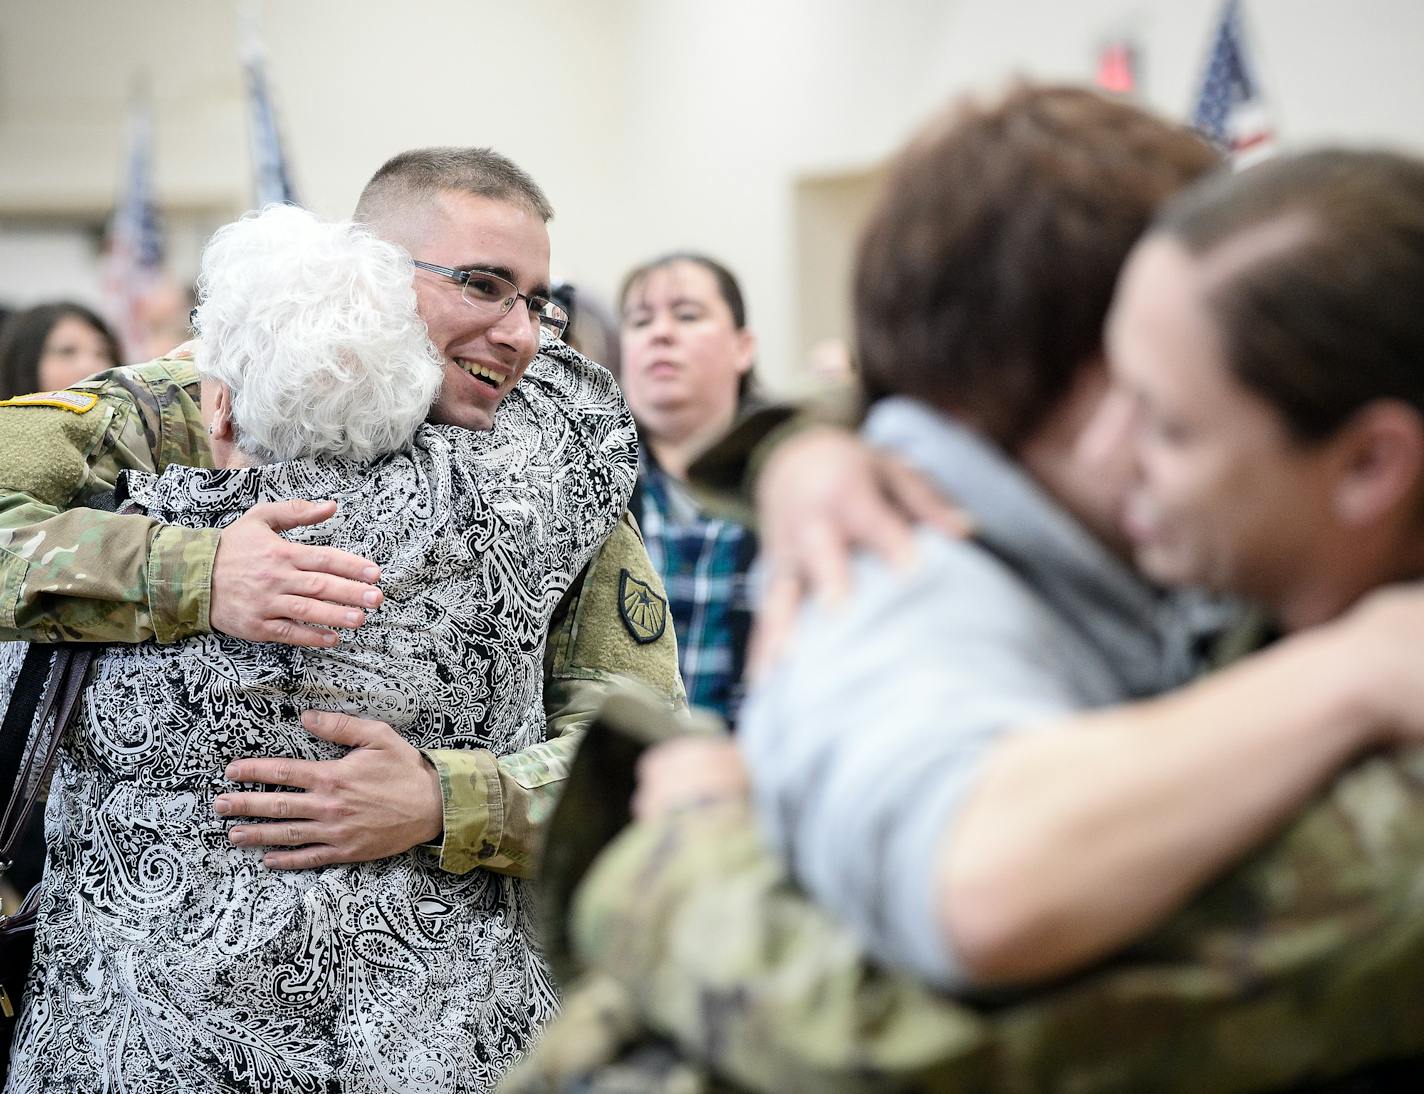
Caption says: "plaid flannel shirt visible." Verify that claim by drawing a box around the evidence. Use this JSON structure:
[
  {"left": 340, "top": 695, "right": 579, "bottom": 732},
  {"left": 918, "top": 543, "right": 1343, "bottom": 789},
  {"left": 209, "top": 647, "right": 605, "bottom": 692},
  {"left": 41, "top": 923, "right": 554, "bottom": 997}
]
[{"left": 632, "top": 457, "right": 756, "bottom": 725}]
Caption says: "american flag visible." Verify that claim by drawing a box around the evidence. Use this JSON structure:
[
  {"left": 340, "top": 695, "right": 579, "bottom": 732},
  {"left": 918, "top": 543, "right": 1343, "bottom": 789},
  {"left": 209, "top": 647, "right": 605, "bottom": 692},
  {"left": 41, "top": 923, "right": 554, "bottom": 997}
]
[
  {"left": 103, "top": 91, "right": 166, "bottom": 362},
  {"left": 1192, "top": 0, "right": 1274, "bottom": 162},
  {"left": 242, "top": 24, "right": 301, "bottom": 208}
]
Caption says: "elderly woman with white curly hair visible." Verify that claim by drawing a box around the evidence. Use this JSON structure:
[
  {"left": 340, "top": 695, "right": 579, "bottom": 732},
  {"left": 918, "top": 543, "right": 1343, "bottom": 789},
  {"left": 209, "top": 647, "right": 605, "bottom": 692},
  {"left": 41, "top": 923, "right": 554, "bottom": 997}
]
[{"left": 6, "top": 204, "right": 637, "bottom": 1094}]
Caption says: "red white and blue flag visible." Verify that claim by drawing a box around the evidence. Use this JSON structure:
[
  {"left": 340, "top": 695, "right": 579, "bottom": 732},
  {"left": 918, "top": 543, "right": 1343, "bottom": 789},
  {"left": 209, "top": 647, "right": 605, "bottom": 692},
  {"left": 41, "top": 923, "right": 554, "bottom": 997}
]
[
  {"left": 1192, "top": 0, "right": 1275, "bottom": 163},
  {"left": 103, "top": 91, "right": 166, "bottom": 362}
]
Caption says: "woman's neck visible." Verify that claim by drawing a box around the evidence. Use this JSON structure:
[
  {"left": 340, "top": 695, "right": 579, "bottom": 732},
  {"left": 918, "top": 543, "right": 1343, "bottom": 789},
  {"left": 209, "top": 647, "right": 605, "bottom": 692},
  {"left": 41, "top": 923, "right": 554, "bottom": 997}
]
[
  {"left": 211, "top": 438, "right": 259, "bottom": 470},
  {"left": 647, "top": 404, "right": 738, "bottom": 480}
]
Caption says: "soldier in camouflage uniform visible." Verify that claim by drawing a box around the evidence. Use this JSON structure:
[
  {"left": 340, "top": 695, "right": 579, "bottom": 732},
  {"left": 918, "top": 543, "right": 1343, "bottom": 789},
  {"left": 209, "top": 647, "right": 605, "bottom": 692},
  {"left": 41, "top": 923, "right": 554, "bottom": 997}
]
[
  {"left": 508, "top": 101, "right": 1424, "bottom": 1091},
  {"left": 0, "top": 147, "right": 684, "bottom": 879},
  {"left": 509, "top": 714, "right": 1424, "bottom": 1094}
]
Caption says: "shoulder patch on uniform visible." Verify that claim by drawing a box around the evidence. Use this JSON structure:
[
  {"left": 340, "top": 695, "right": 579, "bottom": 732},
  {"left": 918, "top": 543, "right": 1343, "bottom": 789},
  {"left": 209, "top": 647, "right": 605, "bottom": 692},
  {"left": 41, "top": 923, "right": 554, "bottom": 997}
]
[
  {"left": 0, "top": 390, "right": 100, "bottom": 414},
  {"left": 618, "top": 568, "right": 668, "bottom": 645}
]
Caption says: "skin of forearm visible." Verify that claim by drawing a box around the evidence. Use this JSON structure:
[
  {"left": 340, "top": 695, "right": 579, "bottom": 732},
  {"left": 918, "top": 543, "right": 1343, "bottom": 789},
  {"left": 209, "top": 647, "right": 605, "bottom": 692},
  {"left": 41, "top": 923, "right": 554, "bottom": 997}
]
[{"left": 939, "top": 624, "right": 1376, "bottom": 985}]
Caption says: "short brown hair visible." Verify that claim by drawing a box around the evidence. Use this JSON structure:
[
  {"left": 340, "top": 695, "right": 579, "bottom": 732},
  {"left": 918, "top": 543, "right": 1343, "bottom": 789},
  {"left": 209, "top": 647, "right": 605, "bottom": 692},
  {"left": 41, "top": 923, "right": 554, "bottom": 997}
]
[
  {"left": 354, "top": 146, "right": 553, "bottom": 227},
  {"left": 1156, "top": 148, "right": 1424, "bottom": 442},
  {"left": 619, "top": 252, "right": 748, "bottom": 329},
  {"left": 855, "top": 84, "right": 1219, "bottom": 448}
]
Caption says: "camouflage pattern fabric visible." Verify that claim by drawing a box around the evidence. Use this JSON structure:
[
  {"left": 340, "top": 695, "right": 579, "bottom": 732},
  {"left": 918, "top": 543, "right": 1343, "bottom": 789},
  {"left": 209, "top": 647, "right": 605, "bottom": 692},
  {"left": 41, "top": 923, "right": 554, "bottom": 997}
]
[
  {"left": 434, "top": 513, "right": 687, "bottom": 876},
  {"left": 0, "top": 356, "right": 217, "bottom": 643},
  {"left": 0, "top": 355, "right": 686, "bottom": 879},
  {"left": 508, "top": 691, "right": 1424, "bottom": 1093},
  {"left": 533, "top": 688, "right": 722, "bottom": 989}
]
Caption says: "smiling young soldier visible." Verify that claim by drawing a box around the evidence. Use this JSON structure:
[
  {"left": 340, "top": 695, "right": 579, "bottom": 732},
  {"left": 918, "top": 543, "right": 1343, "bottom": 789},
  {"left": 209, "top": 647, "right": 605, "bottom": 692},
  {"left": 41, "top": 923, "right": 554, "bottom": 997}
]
[{"left": 0, "top": 147, "right": 683, "bottom": 880}]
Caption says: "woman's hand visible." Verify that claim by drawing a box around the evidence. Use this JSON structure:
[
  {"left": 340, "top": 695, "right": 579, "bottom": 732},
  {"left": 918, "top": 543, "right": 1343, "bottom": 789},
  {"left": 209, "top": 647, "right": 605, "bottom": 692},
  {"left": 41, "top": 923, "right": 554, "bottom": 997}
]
[{"left": 750, "top": 426, "right": 971, "bottom": 676}]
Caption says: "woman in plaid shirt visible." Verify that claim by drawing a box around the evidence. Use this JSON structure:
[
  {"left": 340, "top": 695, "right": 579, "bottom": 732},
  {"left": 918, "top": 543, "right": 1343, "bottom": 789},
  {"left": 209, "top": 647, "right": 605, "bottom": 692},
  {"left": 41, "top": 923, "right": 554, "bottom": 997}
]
[{"left": 618, "top": 253, "right": 760, "bottom": 725}]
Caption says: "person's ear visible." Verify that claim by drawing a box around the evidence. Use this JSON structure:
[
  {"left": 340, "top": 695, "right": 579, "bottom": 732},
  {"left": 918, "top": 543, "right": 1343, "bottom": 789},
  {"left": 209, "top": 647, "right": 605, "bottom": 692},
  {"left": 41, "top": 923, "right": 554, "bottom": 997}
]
[
  {"left": 1330, "top": 400, "right": 1424, "bottom": 526},
  {"left": 210, "top": 383, "right": 236, "bottom": 442},
  {"left": 733, "top": 328, "right": 757, "bottom": 377}
]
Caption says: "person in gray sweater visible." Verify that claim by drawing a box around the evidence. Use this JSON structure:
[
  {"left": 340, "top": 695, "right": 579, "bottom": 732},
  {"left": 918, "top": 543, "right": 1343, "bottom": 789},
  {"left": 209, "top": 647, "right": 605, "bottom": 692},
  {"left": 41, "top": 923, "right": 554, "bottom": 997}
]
[{"left": 639, "top": 89, "right": 1424, "bottom": 995}]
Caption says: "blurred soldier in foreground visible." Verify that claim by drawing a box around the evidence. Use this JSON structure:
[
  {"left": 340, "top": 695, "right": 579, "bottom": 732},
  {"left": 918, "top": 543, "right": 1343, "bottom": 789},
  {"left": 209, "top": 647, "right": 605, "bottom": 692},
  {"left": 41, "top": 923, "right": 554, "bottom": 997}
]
[{"left": 511, "top": 88, "right": 1424, "bottom": 1092}]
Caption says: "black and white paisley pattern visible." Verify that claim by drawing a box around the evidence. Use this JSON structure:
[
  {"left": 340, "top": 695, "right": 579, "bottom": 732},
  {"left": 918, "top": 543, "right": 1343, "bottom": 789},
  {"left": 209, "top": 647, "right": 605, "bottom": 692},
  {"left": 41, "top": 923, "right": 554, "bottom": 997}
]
[{"left": 6, "top": 348, "right": 636, "bottom": 1094}]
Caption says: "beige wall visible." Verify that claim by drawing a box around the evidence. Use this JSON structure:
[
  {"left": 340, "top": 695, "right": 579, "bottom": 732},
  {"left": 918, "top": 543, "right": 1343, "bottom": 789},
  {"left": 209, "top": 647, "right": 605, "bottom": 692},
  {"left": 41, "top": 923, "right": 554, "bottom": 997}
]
[{"left": 4, "top": 0, "right": 1424, "bottom": 387}]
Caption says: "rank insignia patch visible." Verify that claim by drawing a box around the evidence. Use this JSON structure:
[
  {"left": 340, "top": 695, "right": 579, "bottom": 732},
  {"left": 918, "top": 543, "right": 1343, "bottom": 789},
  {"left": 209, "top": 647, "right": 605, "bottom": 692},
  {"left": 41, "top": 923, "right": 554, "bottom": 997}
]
[
  {"left": 0, "top": 390, "right": 99, "bottom": 414},
  {"left": 618, "top": 568, "right": 667, "bottom": 644}
]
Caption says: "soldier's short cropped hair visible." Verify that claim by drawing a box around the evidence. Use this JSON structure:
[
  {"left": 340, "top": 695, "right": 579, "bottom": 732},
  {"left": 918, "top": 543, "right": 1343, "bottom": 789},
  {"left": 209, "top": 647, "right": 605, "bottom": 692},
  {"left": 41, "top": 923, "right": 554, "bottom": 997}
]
[
  {"left": 354, "top": 146, "right": 554, "bottom": 229},
  {"left": 1154, "top": 148, "right": 1424, "bottom": 443},
  {"left": 854, "top": 84, "right": 1220, "bottom": 449}
]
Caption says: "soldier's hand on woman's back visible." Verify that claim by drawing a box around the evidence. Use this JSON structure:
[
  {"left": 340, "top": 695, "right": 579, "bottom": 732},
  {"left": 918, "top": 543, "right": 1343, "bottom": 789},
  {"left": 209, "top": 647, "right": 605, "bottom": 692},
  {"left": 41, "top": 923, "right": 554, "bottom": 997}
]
[
  {"left": 213, "top": 710, "right": 444, "bottom": 867},
  {"left": 749, "top": 426, "right": 972, "bottom": 677},
  {"left": 210, "top": 500, "right": 385, "bottom": 647}
]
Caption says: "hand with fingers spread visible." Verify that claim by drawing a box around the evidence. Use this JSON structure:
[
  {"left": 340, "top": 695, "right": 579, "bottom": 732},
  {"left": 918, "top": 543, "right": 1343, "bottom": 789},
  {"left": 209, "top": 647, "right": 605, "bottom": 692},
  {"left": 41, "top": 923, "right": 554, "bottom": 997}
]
[
  {"left": 209, "top": 500, "right": 385, "bottom": 648},
  {"left": 214, "top": 710, "right": 444, "bottom": 869},
  {"left": 748, "top": 426, "right": 972, "bottom": 677},
  {"left": 631, "top": 737, "right": 750, "bottom": 821}
]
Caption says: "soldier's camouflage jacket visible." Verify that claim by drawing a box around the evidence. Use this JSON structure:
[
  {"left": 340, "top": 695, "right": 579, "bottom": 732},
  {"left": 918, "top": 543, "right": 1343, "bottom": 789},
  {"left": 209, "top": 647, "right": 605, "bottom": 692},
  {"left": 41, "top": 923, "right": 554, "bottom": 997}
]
[
  {"left": 508, "top": 688, "right": 1424, "bottom": 1093},
  {"left": 0, "top": 353, "right": 685, "bottom": 877}
]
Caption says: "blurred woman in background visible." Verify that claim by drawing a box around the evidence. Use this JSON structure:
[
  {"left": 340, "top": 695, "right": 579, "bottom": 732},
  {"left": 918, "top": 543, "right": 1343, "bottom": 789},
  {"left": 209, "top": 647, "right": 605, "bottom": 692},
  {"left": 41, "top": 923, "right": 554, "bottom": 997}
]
[
  {"left": 619, "top": 252, "right": 760, "bottom": 724},
  {"left": 0, "top": 301, "right": 120, "bottom": 398}
]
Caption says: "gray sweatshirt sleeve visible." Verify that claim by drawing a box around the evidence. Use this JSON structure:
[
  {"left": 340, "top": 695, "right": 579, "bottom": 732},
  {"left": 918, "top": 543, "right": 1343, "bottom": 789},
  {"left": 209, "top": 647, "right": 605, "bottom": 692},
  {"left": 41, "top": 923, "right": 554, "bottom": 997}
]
[{"left": 739, "top": 530, "right": 1092, "bottom": 990}]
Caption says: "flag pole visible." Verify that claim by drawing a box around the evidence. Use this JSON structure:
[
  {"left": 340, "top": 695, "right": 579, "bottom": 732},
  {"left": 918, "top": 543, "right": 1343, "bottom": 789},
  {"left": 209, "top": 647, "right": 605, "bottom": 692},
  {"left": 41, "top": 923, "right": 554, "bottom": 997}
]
[
  {"left": 102, "top": 80, "right": 167, "bottom": 363},
  {"left": 239, "top": 1, "right": 301, "bottom": 209}
]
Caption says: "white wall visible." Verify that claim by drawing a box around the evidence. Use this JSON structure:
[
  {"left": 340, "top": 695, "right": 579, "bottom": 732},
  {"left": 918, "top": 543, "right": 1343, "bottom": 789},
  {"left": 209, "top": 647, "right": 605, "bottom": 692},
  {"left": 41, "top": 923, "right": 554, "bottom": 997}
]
[{"left": 3, "top": 0, "right": 1423, "bottom": 383}]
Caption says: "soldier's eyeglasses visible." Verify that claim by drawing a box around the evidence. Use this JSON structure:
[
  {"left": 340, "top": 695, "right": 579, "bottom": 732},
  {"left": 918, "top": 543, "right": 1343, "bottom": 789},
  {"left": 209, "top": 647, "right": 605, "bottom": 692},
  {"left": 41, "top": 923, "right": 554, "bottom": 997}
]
[{"left": 412, "top": 260, "right": 569, "bottom": 338}]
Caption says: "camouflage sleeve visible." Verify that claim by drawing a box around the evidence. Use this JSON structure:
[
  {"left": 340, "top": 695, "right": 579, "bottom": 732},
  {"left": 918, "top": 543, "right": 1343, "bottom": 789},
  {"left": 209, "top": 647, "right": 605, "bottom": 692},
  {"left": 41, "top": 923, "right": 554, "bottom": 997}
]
[
  {"left": 423, "top": 512, "right": 686, "bottom": 877},
  {"left": 687, "top": 393, "right": 858, "bottom": 524},
  {"left": 0, "top": 503, "right": 216, "bottom": 644},
  {"left": 983, "top": 746, "right": 1424, "bottom": 1093},
  {"left": 527, "top": 802, "right": 990, "bottom": 1094},
  {"left": 0, "top": 363, "right": 218, "bottom": 645},
  {"left": 509, "top": 682, "right": 985, "bottom": 1094},
  {"left": 532, "top": 749, "right": 1424, "bottom": 1094}
]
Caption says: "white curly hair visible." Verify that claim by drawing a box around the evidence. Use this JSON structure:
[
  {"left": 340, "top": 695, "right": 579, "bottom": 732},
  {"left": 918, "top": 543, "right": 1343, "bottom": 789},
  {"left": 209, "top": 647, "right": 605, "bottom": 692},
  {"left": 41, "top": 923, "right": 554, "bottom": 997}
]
[{"left": 192, "top": 203, "right": 443, "bottom": 463}]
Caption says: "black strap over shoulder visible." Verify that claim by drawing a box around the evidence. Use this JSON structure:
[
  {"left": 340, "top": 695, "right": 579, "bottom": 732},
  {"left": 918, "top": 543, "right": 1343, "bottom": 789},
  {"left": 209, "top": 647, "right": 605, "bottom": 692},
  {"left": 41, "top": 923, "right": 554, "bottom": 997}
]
[
  {"left": 0, "top": 486, "right": 118, "bottom": 873},
  {"left": 0, "top": 649, "right": 92, "bottom": 869},
  {"left": 0, "top": 649, "right": 53, "bottom": 817}
]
